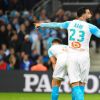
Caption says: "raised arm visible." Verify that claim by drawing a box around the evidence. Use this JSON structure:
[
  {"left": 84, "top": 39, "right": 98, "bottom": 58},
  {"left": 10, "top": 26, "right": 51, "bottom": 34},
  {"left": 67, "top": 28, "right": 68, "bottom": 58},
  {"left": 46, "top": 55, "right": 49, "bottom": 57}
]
[
  {"left": 35, "top": 21, "right": 70, "bottom": 29},
  {"left": 89, "top": 23, "right": 100, "bottom": 38}
]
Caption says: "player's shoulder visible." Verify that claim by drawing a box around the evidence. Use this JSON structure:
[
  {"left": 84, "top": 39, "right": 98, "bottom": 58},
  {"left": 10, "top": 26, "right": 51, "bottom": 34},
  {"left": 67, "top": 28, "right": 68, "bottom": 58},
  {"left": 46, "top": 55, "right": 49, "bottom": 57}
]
[
  {"left": 48, "top": 47, "right": 53, "bottom": 54},
  {"left": 87, "top": 22, "right": 96, "bottom": 27},
  {"left": 57, "top": 44, "right": 68, "bottom": 49},
  {"left": 61, "top": 44, "right": 68, "bottom": 47},
  {"left": 48, "top": 46, "right": 52, "bottom": 52},
  {"left": 64, "top": 21, "right": 71, "bottom": 25},
  {"left": 48, "top": 45, "right": 55, "bottom": 52},
  {"left": 86, "top": 22, "right": 98, "bottom": 33},
  {"left": 72, "top": 19, "right": 87, "bottom": 23},
  {"left": 69, "top": 19, "right": 86, "bottom": 26},
  {"left": 48, "top": 47, "right": 54, "bottom": 57}
]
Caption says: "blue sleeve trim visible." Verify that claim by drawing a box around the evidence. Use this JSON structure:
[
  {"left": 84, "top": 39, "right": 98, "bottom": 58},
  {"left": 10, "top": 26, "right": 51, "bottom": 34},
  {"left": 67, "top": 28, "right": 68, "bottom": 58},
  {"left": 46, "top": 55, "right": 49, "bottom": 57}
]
[
  {"left": 40, "top": 21, "right": 70, "bottom": 29},
  {"left": 48, "top": 50, "right": 53, "bottom": 57},
  {"left": 89, "top": 23, "right": 100, "bottom": 38}
]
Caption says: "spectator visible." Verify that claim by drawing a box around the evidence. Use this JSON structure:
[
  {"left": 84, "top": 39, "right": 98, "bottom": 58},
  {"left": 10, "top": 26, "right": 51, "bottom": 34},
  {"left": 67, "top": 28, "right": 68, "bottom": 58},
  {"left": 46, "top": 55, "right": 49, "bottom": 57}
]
[
  {"left": 7, "top": 54, "right": 16, "bottom": 70},
  {"left": 24, "top": 20, "right": 32, "bottom": 33},
  {"left": 20, "top": 52, "right": 33, "bottom": 71},
  {"left": 18, "top": 24, "right": 26, "bottom": 42},
  {"left": 9, "top": 32, "right": 22, "bottom": 53},
  {"left": 31, "top": 56, "right": 48, "bottom": 71},
  {"left": 29, "top": 29, "right": 41, "bottom": 55},
  {"left": 12, "top": 16, "right": 20, "bottom": 33},
  {"left": 1, "top": 44, "right": 10, "bottom": 57},
  {"left": 9, "top": 47, "right": 15, "bottom": 55},
  {"left": 31, "top": 49, "right": 40, "bottom": 64},
  {"left": 0, "top": 55, "right": 7, "bottom": 70},
  {"left": 0, "top": 48, "right": 5, "bottom": 58},
  {"left": 21, "top": 35, "right": 32, "bottom": 55},
  {"left": 0, "top": 9, "right": 9, "bottom": 24},
  {"left": 6, "top": 47, "right": 20, "bottom": 69},
  {"left": 38, "top": 9, "right": 50, "bottom": 22},
  {"left": 7, "top": 23, "right": 16, "bottom": 37},
  {"left": 92, "top": 11, "right": 100, "bottom": 53},
  {"left": 0, "top": 24, "right": 9, "bottom": 45},
  {"left": 53, "top": 8, "right": 65, "bottom": 22}
]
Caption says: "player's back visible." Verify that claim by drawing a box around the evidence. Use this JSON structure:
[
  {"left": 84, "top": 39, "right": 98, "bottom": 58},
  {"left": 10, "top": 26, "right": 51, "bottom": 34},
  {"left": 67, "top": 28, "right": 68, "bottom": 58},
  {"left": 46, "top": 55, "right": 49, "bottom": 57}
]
[
  {"left": 67, "top": 20, "right": 91, "bottom": 52},
  {"left": 48, "top": 44, "right": 68, "bottom": 58}
]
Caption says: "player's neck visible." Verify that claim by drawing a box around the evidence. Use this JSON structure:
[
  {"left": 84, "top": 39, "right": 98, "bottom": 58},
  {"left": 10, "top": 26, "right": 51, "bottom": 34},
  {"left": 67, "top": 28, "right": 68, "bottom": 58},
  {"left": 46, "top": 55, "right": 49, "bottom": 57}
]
[
  {"left": 78, "top": 17, "right": 86, "bottom": 21},
  {"left": 52, "top": 43, "right": 59, "bottom": 45}
]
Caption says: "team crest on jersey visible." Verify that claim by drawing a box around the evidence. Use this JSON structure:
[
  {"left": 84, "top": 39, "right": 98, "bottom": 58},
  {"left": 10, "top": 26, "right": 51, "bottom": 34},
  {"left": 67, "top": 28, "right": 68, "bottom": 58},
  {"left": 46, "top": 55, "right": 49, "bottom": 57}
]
[{"left": 71, "top": 42, "right": 81, "bottom": 48}]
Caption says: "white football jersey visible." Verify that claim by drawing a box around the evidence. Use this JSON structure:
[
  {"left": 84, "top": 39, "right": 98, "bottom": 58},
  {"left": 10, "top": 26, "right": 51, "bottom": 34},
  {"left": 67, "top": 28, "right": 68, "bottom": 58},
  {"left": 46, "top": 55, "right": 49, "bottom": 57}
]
[
  {"left": 67, "top": 20, "right": 91, "bottom": 51},
  {"left": 41, "top": 19, "right": 100, "bottom": 52},
  {"left": 48, "top": 44, "right": 68, "bottom": 58}
]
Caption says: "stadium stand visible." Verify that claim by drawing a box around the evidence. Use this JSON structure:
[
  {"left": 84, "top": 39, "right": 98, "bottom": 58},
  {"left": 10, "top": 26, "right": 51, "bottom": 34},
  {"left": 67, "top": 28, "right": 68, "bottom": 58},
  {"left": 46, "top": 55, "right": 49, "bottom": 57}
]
[{"left": 0, "top": 0, "right": 100, "bottom": 72}]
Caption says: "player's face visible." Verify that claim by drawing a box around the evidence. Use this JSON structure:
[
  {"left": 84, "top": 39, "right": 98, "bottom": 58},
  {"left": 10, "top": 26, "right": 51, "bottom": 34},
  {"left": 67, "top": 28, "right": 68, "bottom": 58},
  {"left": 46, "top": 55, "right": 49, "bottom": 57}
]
[{"left": 85, "top": 9, "right": 92, "bottom": 19}]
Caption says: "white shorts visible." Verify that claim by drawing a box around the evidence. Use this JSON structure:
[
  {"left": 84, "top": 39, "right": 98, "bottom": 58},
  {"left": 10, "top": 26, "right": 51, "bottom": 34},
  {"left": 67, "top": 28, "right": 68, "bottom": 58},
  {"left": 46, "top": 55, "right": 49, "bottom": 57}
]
[
  {"left": 67, "top": 50, "right": 90, "bottom": 84},
  {"left": 53, "top": 53, "right": 68, "bottom": 80}
]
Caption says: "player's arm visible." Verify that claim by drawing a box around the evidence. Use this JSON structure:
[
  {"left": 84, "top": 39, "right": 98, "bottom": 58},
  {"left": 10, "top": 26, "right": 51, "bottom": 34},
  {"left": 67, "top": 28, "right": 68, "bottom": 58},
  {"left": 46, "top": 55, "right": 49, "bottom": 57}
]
[
  {"left": 48, "top": 50, "right": 56, "bottom": 70},
  {"left": 49, "top": 56, "right": 57, "bottom": 70},
  {"left": 35, "top": 21, "right": 70, "bottom": 29},
  {"left": 89, "top": 23, "right": 100, "bottom": 38}
]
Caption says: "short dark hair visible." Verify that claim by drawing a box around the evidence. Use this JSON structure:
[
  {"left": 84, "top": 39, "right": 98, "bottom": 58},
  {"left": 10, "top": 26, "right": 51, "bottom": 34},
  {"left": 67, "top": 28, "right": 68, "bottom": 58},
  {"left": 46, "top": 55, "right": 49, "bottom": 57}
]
[
  {"left": 52, "top": 38, "right": 62, "bottom": 44},
  {"left": 77, "top": 7, "right": 90, "bottom": 17}
]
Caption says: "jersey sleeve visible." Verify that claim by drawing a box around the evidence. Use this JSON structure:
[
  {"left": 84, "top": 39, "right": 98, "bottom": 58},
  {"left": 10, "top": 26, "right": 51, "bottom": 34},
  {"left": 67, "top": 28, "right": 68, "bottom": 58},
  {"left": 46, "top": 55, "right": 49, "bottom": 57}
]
[
  {"left": 48, "top": 49, "right": 53, "bottom": 58},
  {"left": 89, "top": 23, "right": 100, "bottom": 38},
  {"left": 40, "top": 21, "right": 70, "bottom": 29}
]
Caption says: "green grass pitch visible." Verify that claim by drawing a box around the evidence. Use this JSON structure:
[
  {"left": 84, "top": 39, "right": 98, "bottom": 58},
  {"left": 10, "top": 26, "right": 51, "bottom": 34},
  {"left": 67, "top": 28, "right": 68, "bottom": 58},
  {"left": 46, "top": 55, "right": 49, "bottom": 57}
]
[{"left": 0, "top": 93, "right": 99, "bottom": 100}]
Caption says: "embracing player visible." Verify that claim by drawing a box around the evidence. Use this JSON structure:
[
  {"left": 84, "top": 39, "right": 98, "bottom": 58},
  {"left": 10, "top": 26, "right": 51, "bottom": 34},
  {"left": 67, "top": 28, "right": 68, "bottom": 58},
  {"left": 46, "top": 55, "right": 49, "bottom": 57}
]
[
  {"left": 48, "top": 38, "right": 68, "bottom": 100},
  {"left": 35, "top": 7, "right": 100, "bottom": 100}
]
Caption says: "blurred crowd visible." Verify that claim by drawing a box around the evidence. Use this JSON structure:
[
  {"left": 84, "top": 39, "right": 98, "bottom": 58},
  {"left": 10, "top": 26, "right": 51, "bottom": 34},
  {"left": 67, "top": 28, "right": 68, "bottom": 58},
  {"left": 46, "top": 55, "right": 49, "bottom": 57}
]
[{"left": 0, "top": 0, "right": 100, "bottom": 71}]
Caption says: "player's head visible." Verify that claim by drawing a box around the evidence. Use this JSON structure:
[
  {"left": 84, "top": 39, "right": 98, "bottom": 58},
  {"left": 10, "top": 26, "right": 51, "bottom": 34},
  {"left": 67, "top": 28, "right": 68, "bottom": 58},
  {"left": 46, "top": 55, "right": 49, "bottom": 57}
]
[
  {"left": 47, "top": 37, "right": 62, "bottom": 49},
  {"left": 52, "top": 38, "right": 62, "bottom": 45},
  {"left": 77, "top": 7, "right": 92, "bottom": 21}
]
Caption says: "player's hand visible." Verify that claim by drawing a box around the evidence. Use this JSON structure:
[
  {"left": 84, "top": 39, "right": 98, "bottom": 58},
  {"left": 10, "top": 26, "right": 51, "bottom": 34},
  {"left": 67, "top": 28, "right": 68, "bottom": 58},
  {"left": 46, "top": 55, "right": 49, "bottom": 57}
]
[{"left": 34, "top": 23, "right": 41, "bottom": 28}]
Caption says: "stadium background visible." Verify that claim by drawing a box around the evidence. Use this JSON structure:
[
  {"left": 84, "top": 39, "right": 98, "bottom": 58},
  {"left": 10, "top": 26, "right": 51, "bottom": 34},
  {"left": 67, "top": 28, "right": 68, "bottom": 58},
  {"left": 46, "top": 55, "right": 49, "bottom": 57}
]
[{"left": 0, "top": 0, "right": 100, "bottom": 100}]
